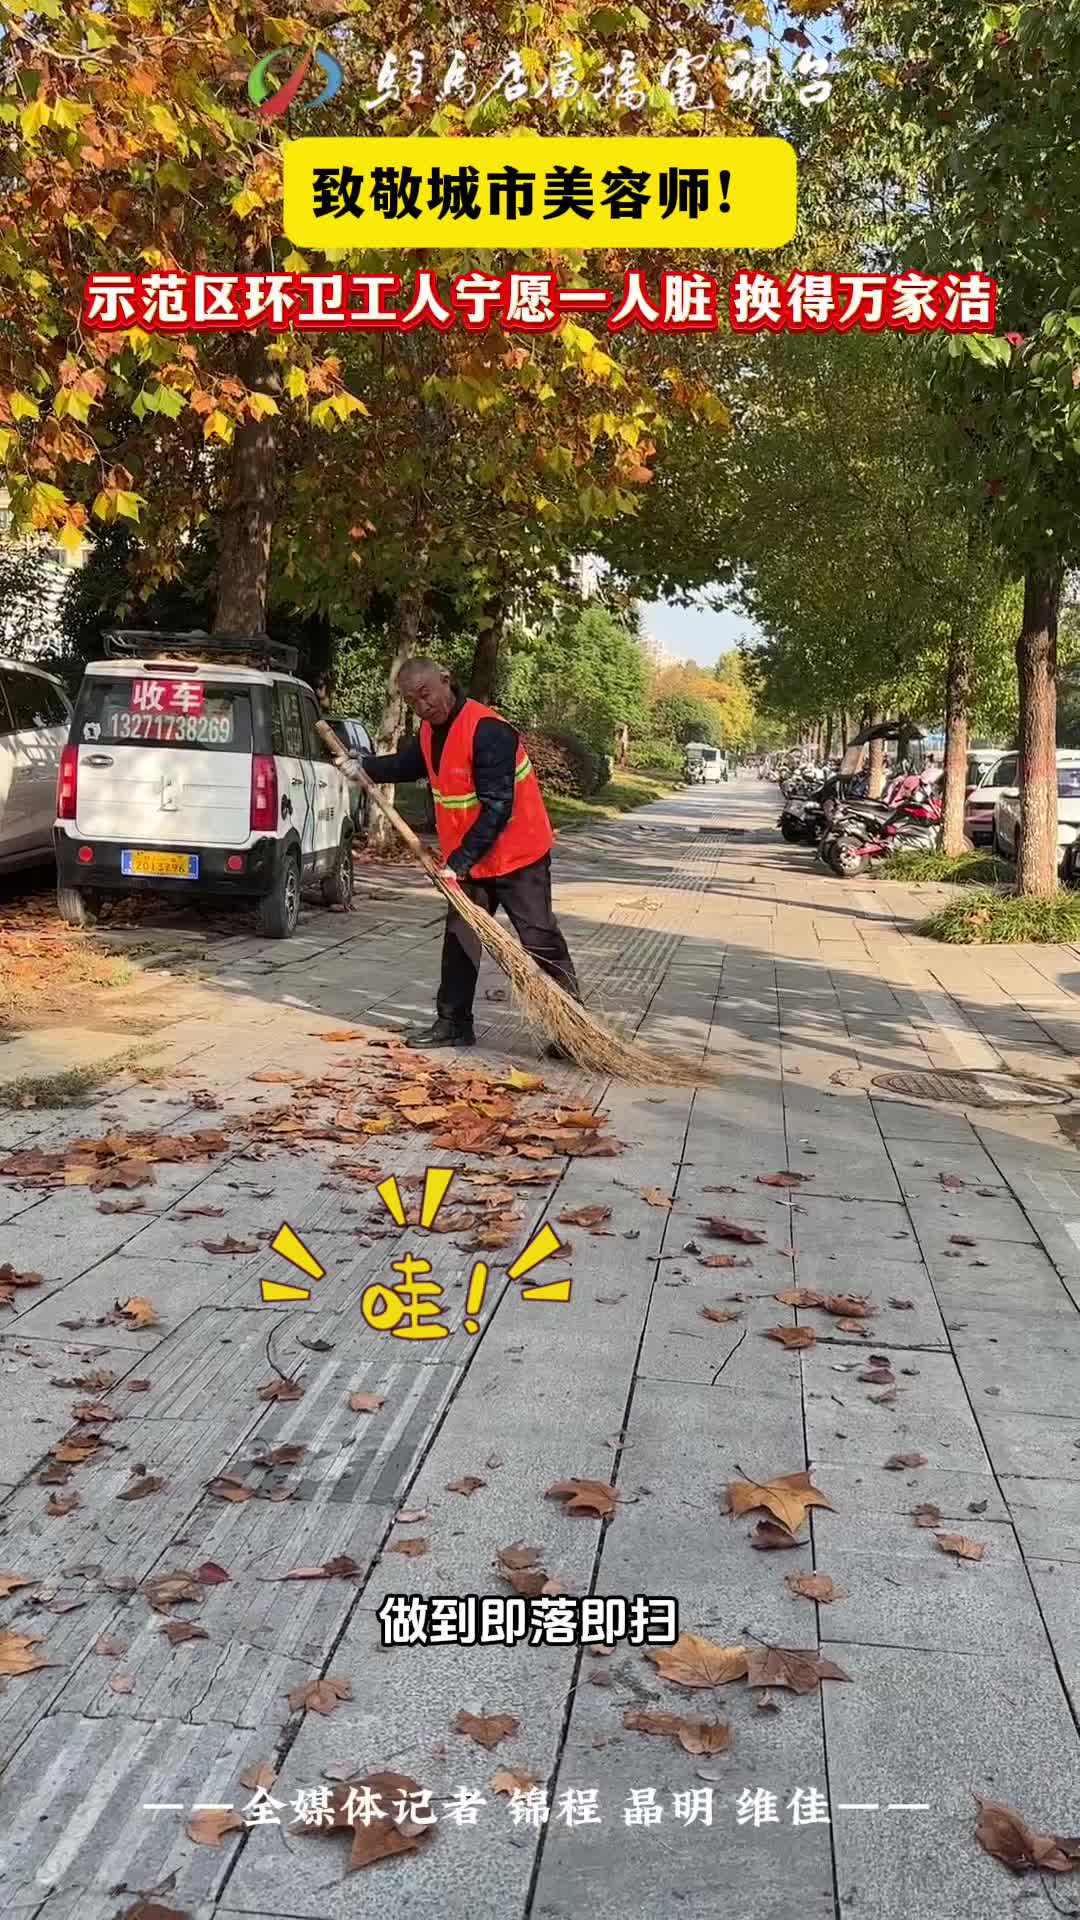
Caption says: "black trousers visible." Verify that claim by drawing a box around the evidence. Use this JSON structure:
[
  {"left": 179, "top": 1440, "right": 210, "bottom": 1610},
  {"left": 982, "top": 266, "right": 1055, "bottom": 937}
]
[{"left": 437, "top": 853, "right": 579, "bottom": 1023}]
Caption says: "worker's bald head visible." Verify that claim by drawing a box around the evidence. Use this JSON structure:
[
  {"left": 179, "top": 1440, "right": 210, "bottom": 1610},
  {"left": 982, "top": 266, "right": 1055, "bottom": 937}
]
[{"left": 397, "top": 658, "right": 456, "bottom": 725}]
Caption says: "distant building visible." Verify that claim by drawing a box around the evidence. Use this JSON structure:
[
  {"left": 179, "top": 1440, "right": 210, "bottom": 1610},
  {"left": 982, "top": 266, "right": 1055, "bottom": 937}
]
[
  {"left": 571, "top": 554, "right": 601, "bottom": 600},
  {"left": 640, "top": 629, "right": 673, "bottom": 670},
  {"left": 0, "top": 489, "right": 85, "bottom": 658}
]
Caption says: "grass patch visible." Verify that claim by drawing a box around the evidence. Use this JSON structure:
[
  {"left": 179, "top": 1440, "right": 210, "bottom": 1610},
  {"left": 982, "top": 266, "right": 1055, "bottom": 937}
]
[
  {"left": 921, "top": 887, "right": 1080, "bottom": 945},
  {"left": 547, "top": 769, "right": 679, "bottom": 831},
  {"left": 882, "top": 848, "right": 1013, "bottom": 885},
  {"left": 0, "top": 1048, "right": 145, "bottom": 1109}
]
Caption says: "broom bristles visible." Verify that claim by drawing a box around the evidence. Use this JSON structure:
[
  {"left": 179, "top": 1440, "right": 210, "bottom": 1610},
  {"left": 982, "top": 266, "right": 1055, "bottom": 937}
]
[{"left": 436, "top": 874, "right": 722, "bottom": 1087}]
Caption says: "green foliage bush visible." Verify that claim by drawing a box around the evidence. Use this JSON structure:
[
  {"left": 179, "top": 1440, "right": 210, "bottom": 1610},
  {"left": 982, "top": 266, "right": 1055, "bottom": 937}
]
[
  {"left": 630, "top": 736, "right": 684, "bottom": 775},
  {"left": 522, "top": 727, "right": 604, "bottom": 798}
]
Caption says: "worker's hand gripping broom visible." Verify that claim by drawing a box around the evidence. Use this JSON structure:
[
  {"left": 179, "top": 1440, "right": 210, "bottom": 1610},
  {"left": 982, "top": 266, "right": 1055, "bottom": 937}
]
[{"left": 315, "top": 719, "right": 720, "bottom": 1086}]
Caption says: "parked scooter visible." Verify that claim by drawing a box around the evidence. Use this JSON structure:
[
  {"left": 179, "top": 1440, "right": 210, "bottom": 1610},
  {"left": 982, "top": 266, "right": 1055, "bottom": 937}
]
[
  {"left": 821, "top": 773, "right": 942, "bottom": 876},
  {"left": 778, "top": 765, "right": 827, "bottom": 844}
]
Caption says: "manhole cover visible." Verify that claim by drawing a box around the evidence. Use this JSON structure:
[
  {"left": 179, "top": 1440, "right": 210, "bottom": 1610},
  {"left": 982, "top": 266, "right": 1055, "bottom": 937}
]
[{"left": 872, "top": 1069, "right": 1072, "bottom": 1111}]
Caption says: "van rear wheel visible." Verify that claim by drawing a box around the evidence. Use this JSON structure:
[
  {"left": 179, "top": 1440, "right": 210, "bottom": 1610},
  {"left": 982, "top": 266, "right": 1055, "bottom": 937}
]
[
  {"left": 321, "top": 831, "right": 355, "bottom": 909},
  {"left": 256, "top": 850, "right": 300, "bottom": 939},
  {"left": 56, "top": 885, "right": 95, "bottom": 929}
]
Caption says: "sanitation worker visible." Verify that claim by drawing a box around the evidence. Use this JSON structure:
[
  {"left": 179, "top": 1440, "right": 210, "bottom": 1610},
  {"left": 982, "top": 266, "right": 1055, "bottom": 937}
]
[{"left": 361, "top": 658, "right": 579, "bottom": 1051}]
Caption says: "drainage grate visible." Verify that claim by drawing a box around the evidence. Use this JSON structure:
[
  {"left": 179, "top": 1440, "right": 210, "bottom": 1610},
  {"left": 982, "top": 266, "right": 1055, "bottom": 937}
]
[
  {"left": 697, "top": 826, "right": 747, "bottom": 836},
  {"left": 872, "top": 1068, "right": 1072, "bottom": 1111}
]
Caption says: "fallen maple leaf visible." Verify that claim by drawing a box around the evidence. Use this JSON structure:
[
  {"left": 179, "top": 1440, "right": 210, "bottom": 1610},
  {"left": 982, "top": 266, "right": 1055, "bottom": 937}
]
[
  {"left": 162, "top": 1620, "right": 209, "bottom": 1644},
  {"left": 774, "top": 1288, "right": 825, "bottom": 1307},
  {"left": 387, "top": 1537, "right": 429, "bottom": 1557},
  {"left": 647, "top": 1634, "right": 748, "bottom": 1689},
  {"left": 750, "top": 1520, "right": 801, "bottom": 1551},
  {"left": 490, "top": 1768, "right": 539, "bottom": 1796},
  {"left": 253, "top": 1444, "right": 305, "bottom": 1468},
  {"left": 497, "top": 1544, "right": 543, "bottom": 1572},
  {"left": 287, "top": 1674, "right": 352, "bottom": 1714},
  {"left": 93, "top": 1636, "right": 128, "bottom": 1657},
  {"left": 201, "top": 1236, "right": 259, "bottom": 1255},
  {"left": 97, "top": 1199, "right": 145, "bottom": 1215},
  {"left": 786, "top": 1572, "right": 842, "bottom": 1603},
  {"left": 0, "top": 1574, "right": 34, "bottom": 1598},
  {"left": 206, "top": 1475, "right": 255, "bottom": 1503},
  {"left": 699, "top": 1253, "right": 751, "bottom": 1269},
  {"left": 256, "top": 1377, "right": 304, "bottom": 1403},
  {"left": 45, "top": 1491, "right": 80, "bottom": 1516},
  {"left": 641, "top": 1187, "right": 672, "bottom": 1209},
  {"left": 912, "top": 1504, "right": 943, "bottom": 1529},
  {"left": 453, "top": 1709, "right": 519, "bottom": 1749},
  {"left": 112, "top": 1296, "right": 159, "bottom": 1328},
  {"left": 756, "top": 1171, "right": 810, "bottom": 1188},
  {"left": 699, "top": 1216, "right": 767, "bottom": 1245},
  {"left": 347, "top": 1390, "right": 385, "bottom": 1414},
  {"left": 187, "top": 1806, "right": 243, "bottom": 1846},
  {"left": 275, "top": 1557, "right": 361, "bottom": 1582},
  {"left": 117, "top": 1474, "right": 165, "bottom": 1501},
  {"left": 745, "top": 1645, "right": 851, "bottom": 1693},
  {"left": 317, "top": 1029, "right": 368, "bottom": 1042},
  {"left": 0, "top": 1628, "right": 53, "bottom": 1675},
  {"left": 726, "top": 1470, "right": 834, "bottom": 1534},
  {"left": 0, "top": 1263, "right": 42, "bottom": 1287},
  {"left": 194, "top": 1561, "right": 231, "bottom": 1584},
  {"left": 823, "top": 1294, "right": 873, "bottom": 1318},
  {"left": 344, "top": 1769, "right": 435, "bottom": 1872},
  {"left": 950, "top": 1234, "right": 977, "bottom": 1248},
  {"left": 109, "top": 1671, "right": 136, "bottom": 1693},
  {"left": 545, "top": 1478, "right": 618, "bottom": 1519},
  {"left": 883, "top": 1453, "right": 928, "bottom": 1471},
  {"left": 974, "top": 1796, "right": 1080, "bottom": 1875},
  {"left": 506, "top": 1068, "right": 544, "bottom": 1091},
  {"left": 558, "top": 1205, "right": 612, "bottom": 1229},
  {"left": 939, "top": 1172, "right": 966, "bottom": 1190},
  {"left": 116, "top": 1901, "right": 190, "bottom": 1920},
  {"left": 700, "top": 1306, "right": 742, "bottom": 1324},
  {"left": 765, "top": 1325, "right": 816, "bottom": 1350},
  {"left": 446, "top": 1476, "right": 486, "bottom": 1496},
  {"left": 142, "top": 1572, "right": 204, "bottom": 1612},
  {"left": 622, "top": 1706, "right": 732, "bottom": 1754},
  {"left": 240, "top": 1760, "right": 278, "bottom": 1793},
  {"left": 934, "top": 1532, "right": 986, "bottom": 1561}
]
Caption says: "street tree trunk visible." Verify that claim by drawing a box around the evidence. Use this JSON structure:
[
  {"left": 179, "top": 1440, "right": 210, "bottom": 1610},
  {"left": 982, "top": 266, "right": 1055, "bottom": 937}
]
[
  {"left": 867, "top": 707, "right": 886, "bottom": 798},
  {"left": 214, "top": 339, "right": 279, "bottom": 635},
  {"left": 942, "top": 636, "right": 970, "bottom": 858},
  {"left": 1016, "top": 565, "right": 1063, "bottom": 899},
  {"left": 368, "top": 589, "right": 422, "bottom": 855},
  {"left": 823, "top": 715, "right": 834, "bottom": 762},
  {"left": 468, "top": 599, "right": 506, "bottom": 703}
]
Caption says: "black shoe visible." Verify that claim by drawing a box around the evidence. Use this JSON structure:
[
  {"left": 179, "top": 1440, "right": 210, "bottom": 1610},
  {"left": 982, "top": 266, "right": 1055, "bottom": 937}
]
[{"left": 404, "top": 1016, "right": 476, "bottom": 1049}]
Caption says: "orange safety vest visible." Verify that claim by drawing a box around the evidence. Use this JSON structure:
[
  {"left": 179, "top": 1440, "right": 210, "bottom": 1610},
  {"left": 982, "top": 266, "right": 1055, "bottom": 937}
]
[{"left": 419, "top": 699, "right": 554, "bottom": 879}]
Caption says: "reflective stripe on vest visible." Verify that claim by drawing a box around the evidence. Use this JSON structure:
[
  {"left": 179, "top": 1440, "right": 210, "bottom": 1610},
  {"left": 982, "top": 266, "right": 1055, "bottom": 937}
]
[{"left": 431, "top": 756, "right": 534, "bottom": 810}]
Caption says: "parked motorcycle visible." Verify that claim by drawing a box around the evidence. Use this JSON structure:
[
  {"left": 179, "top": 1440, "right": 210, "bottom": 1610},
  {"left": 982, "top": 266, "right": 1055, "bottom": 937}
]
[{"left": 820, "top": 774, "right": 942, "bottom": 877}]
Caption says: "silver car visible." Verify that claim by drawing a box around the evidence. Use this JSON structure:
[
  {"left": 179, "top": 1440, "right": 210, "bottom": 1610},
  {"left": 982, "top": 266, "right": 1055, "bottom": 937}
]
[{"left": 0, "top": 659, "right": 72, "bottom": 873}]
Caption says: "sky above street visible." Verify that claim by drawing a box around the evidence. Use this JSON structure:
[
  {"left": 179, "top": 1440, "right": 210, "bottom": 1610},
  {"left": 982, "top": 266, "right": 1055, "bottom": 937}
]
[{"left": 640, "top": 594, "right": 761, "bottom": 667}]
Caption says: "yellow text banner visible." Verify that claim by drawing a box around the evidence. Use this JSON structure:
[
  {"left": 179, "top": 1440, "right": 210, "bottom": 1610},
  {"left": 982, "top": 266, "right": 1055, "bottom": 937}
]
[{"left": 282, "top": 136, "right": 796, "bottom": 250}]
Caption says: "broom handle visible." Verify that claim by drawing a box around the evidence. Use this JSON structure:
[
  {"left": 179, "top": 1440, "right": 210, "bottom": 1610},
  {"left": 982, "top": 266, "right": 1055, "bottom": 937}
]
[{"left": 314, "top": 718, "right": 447, "bottom": 877}]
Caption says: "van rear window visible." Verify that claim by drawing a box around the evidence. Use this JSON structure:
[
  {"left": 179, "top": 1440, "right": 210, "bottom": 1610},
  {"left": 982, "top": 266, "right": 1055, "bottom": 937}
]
[{"left": 75, "top": 678, "right": 252, "bottom": 752}]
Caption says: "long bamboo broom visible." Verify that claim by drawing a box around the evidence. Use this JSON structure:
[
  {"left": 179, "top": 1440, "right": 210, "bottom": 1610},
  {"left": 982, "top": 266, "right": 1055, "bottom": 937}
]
[{"left": 316, "top": 719, "right": 722, "bottom": 1086}]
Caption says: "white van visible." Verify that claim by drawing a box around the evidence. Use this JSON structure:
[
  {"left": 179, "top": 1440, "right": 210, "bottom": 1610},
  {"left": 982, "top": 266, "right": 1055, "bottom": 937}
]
[
  {"left": 54, "top": 633, "right": 356, "bottom": 938},
  {"left": 0, "top": 659, "right": 72, "bottom": 873}
]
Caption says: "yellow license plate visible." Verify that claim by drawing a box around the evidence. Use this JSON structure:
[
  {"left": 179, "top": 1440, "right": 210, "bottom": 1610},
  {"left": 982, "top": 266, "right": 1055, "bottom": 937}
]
[{"left": 122, "top": 850, "right": 199, "bottom": 878}]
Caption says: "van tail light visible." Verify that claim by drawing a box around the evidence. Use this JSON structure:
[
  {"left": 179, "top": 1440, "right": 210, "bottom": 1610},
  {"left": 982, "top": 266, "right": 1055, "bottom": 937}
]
[
  {"left": 250, "top": 754, "right": 278, "bottom": 832},
  {"left": 56, "top": 744, "right": 78, "bottom": 820}
]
